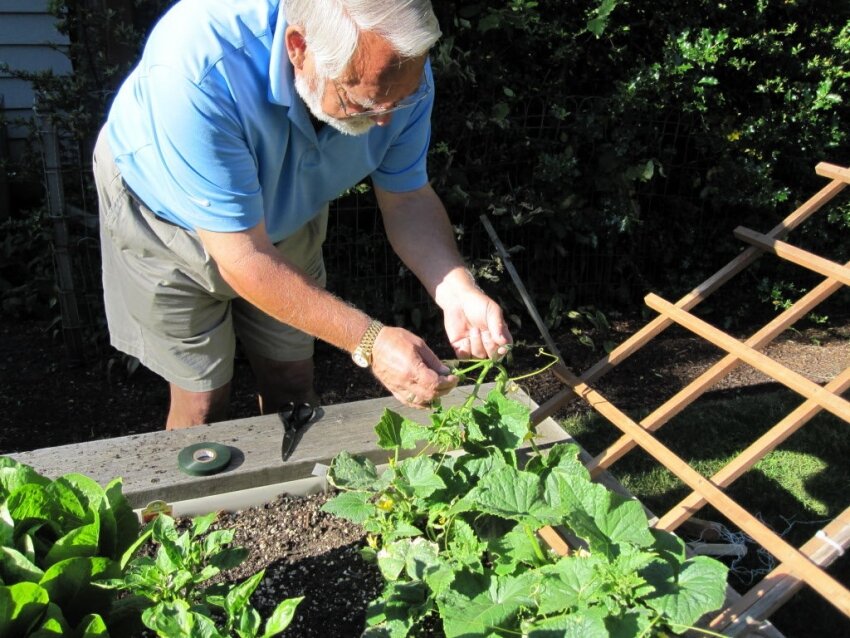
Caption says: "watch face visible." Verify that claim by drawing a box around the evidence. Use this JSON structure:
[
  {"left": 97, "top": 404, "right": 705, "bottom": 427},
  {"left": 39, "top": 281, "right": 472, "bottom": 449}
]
[{"left": 352, "top": 350, "right": 369, "bottom": 368}]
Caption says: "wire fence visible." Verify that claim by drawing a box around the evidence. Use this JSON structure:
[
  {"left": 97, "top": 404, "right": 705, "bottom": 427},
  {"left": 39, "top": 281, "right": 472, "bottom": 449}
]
[{"left": 32, "top": 106, "right": 709, "bottom": 365}]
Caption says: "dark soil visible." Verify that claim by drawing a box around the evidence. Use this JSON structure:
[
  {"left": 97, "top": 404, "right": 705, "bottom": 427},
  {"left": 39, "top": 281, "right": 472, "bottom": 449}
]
[{"left": 1, "top": 314, "right": 848, "bottom": 637}]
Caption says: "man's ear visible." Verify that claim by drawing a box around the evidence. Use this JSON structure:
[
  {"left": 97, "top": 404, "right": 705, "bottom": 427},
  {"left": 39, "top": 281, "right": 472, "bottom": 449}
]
[{"left": 285, "top": 26, "right": 307, "bottom": 69}]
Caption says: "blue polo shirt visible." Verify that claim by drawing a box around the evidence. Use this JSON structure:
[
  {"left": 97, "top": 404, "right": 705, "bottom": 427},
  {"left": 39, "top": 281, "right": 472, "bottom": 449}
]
[{"left": 105, "top": 0, "right": 433, "bottom": 243}]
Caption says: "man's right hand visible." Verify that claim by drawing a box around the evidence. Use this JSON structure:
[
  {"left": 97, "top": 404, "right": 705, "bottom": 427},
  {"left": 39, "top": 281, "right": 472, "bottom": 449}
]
[{"left": 370, "top": 326, "right": 457, "bottom": 408}]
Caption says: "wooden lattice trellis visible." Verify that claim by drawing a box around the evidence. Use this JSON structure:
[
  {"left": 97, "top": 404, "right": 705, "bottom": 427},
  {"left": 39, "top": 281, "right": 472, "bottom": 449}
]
[{"left": 488, "top": 162, "right": 850, "bottom": 635}]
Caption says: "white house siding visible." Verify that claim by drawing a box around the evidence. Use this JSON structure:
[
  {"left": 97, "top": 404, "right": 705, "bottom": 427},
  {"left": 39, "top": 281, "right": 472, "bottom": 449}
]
[{"left": 0, "top": 0, "right": 72, "bottom": 157}]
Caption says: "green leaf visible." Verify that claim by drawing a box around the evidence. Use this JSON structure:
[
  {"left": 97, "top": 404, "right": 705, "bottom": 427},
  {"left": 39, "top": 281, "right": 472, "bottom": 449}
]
[
  {"left": 439, "top": 570, "right": 536, "bottom": 637},
  {"left": 38, "top": 556, "right": 119, "bottom": 619},
  {"left": 397, "top": 456, "right": 445, "bottom": 499},
  {"left": 377, "top": 538, "right": 441, "bottom": 582},
  {"left": 537, "top": 555, "right": 606, "bottom": 614},
  {"left": 461, "top": 466, "right": 560, "bottom": 527},
  {"left": 328, "top": 452, "right": 380, "bottom": 490},
  {"left": 644, "top": 555, "right": 728, "bottom": 629},
  {"left": 44, "top": 517, "right": 100, "bottom": 567},
  {"left": 447, "top": 518, "right": 485, "bottom": 569},
  {"left": 0, "top": 465, "right": 50, "bottom": 500},
  {"left": 225, "top": 569, "right": 264, "bottom": 615},
  {"left": 0, "top": 546, "right": 45, "bottom": 583},
  {"left": 0, "top": 581, "right": 50, "bottom": 636},
  {"left": 75, "top": 613, "right": 109, "bottom": 637},
  {"left": 261, "top": 596, "right": 302, "bottom": 637},
  {"left": 143, "top": 600, "right": 224, "bottom": 638},
  {"left": 191, "top": 512, "right": 217, "bottom": 538},
  {"left": 321, "top": 491, "right": 377, "bottom": 525},
  {"left": 488, "top": 523, "right": 543, "bottom": 576},
  {"left": 103, "top": 478, "right": 138, "bottom": 557},
  {"left": 546, "top": 470, "right": 654, "bottom": 553},
  {"left": 470, "top": 392, "right": 530, "bottom": 450},
  {"left": 28, "top": 601, "right": 71, "bottom": 636},
  {"left": 525, "top": 607, "right": 609, "bottom": 637},
  {"left": 375, "top": 410, "right": 429, "bottom": 450},
  {"left": 237, "top": 606, "right": 262, "bottom": 637}
]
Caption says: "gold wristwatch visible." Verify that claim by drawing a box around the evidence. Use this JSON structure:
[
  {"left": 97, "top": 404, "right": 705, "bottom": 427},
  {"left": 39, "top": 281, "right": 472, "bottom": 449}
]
[{"left": 351, "top": 319, "right": 384, "bottom": 368}]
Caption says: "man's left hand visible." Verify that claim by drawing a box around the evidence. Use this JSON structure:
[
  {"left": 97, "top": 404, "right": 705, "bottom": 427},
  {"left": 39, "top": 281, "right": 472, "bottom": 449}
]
[{"left": 442, "top": 288, "right": 512, "bottom": 360}]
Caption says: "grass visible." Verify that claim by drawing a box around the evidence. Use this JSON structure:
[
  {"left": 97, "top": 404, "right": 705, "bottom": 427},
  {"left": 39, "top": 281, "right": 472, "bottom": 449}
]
[{"left": 558, "top": 387, "right": 850, "bottom": 638}]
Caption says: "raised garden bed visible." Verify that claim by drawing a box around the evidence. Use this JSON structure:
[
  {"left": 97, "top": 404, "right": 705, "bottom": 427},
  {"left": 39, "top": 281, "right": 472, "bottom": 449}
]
[{"left": 6, "top": 379, "right": 750, "bottom": 636}]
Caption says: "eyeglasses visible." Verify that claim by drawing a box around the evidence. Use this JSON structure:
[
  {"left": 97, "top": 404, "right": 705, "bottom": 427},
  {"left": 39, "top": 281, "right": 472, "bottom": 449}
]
[{"left": 332, "top": 72, "right": 431, "bottom": 120}]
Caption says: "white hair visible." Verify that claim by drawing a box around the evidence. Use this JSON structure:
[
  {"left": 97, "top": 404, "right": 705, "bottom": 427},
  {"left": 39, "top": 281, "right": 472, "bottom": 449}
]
[{"left": 283, "top": 0, "right": 441, "bottom": 77}]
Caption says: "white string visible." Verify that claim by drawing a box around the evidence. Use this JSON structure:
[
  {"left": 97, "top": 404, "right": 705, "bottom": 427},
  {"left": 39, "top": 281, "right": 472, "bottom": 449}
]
[{"left": 816, "top": 529, "right": 845, "bottom": 556}]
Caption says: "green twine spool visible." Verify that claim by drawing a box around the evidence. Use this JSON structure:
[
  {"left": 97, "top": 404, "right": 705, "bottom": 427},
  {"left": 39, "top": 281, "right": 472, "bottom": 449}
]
[{"left": 177, "top": 442, "right": 232, "bottom": 476}]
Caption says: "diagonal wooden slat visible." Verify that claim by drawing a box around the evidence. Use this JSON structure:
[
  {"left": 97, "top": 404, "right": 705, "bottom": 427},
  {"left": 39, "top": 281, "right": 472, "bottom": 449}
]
[
  {"left": 554, "top": 365, "right": 850, "bottom": 617},
  {"left": 586, "top": 264, "right": 849, "bottom": 477},
  {"left": 644, "top": 294, "right": 850, "bottom": 423},
  {"left": 711, "top": 506, "right": 850, "bottom": 635},
  {"left": 536, "top": 173, "right": 848, "bottom": 423},
  {"left": 734, "top": 226, "right": 850, "bottom": 286},
  {"left": 655, "top": 366, "right": 850, "bottom": 531}
]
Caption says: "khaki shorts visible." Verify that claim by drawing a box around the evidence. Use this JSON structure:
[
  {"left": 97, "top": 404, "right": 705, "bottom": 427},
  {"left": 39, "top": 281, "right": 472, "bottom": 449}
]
[{"left": 93, "top": 129, "right": 328, "bottom": 392}]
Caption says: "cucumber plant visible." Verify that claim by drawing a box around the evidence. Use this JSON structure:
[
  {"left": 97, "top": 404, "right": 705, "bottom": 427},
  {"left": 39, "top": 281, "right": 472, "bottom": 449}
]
[{"left": 322, "top": 354, "right": 729, "bottom": 637}]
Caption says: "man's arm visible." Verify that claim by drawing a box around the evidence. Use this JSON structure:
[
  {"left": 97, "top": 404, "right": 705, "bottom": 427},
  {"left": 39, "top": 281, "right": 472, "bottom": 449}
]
[
  {"left": 196, "top": 222, "right": 456, "bottom": 406},
  {"left": 375, "top": 183, "right": 512, "bottom": 360}
]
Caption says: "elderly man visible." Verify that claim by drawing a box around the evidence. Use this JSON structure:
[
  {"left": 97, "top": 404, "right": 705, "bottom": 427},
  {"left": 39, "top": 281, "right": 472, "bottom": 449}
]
[{"left": 94, "top": 0, "right": 512, "bottom": 429}]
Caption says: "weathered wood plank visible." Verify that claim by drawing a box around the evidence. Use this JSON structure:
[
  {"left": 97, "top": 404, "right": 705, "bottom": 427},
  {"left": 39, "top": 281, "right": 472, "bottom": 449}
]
[{"left": 11, "top": 384, "right": 567, "bottom": 509}]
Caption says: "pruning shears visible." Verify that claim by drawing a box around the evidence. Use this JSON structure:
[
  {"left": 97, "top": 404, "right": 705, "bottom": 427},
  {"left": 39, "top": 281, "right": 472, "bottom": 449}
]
[{"left": 280, "top": 402, "right": 315, "bottom": 461}]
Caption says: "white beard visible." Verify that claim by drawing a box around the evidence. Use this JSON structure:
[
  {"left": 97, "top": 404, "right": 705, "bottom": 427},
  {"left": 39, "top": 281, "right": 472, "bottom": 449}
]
[{"left": 294, "top": 73, "right": 375, "bottom": 137}]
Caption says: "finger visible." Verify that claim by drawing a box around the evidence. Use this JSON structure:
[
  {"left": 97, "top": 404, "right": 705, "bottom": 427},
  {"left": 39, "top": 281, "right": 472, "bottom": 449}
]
[
  {"left": 486, "top": 305, "right": 513, "bottom": 351},
  {"left": 467, "top": 326, "right": 488, "bottom": 359},
  {"left": 451, "top": 336, "right": 472, "bottom": 359}
]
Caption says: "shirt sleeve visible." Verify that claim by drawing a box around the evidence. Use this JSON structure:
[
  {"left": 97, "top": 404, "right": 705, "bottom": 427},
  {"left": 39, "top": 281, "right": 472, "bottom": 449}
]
[
  {"left": 369, "top": 62, "right": 434, "bottom": 193},
  {"left": 141, "top": 65, "right": 264, "bottom": 232}
]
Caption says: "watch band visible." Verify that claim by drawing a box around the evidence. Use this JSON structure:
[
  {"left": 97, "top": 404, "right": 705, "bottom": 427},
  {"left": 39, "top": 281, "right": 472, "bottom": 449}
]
[{"left": 351, "top": 319, "right": 384, "bottom": 368}]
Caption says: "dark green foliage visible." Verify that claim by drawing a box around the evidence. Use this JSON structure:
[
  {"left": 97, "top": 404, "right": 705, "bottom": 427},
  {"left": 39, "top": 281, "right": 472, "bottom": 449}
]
[{"left": 3, "top": 0, "right": 848, "bottom": 329}]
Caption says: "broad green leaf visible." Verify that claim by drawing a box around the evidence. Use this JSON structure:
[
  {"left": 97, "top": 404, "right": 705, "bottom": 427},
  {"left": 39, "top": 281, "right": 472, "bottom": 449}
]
[
  {"left": 650, "top": 528, "right": 687, "bottom": 565},
  {"left": 0, "top": 503, "right": 14, "bottom": 547},
  {"left": 56, "top": 475, "right": 105, "bottom": 515},
  {"left": 366, "top": 581, "right": 430, "bottom": 637},
  {"left": 262, "top": 596, "right": 302, "bottom": 637},
  {"left": 0, "top": 545, "right": 45, "bottom": 583},
  {"left": 375, "top": 410, "right": 429, "bottom": 450},
  {"left": 238, "top": 606, "right": 262, "bottom": 637},
  {"left": 605, "top": 609, "right": 654, "bottom": 638},
  {"left": 0, "top": 465, "right": 50, "bottom": 500},
  {"left": 537, "top": 555, "right": 606, "bottom": 614},
  {"left": 44, "top": 517, "right": 100, "bottom": 567},
  {"left": 447, "top": 518, "right": 485, "bottom": 569},
  {"left": 191, "top": 512, "right": 217, "bottom": 538},
  {"left": 644, "top": 556, "right": 728, "bottom": 630},
  {"left": 39, "top": 556, "right": 119, "bottom": 620},
  {"left": 377, "top": 537, "right": 440, "bottom": 582},
  {"left": 321, "top": 491, "right": 377, "bottom": 525},
  {"left": 525, "top": 608, "right": 609, "bottom": 638},
  {"left": 103, "top": 478, "right": 139, "bottom": 557},
  {"left": 143, "top": 600, "right": 224, "bottom": 638},
  {"left": 462, "top": 466, "right": 560, "bottom": 527},
  {"left": 439, "top": 570, "right": 536, "bottom": 637},
  {"left": 397, "top": 456, "right": 445, "bottom": 499},
  {"left": 546, "top": 471, "right": 654, "bottom": 553},
  {"left": 468, "top": 392, "right": 530, "bottom": 451},
  {"left": 488, "top": 523, "right": 543, "bottom": 576},
  {"left": 6, "top": 485, "right": 60, "bottom": 533},
  {"left": 328, "top": 451, "right": 379, "bottom": 491},
  {"left": 28, "top": 601, "right": 70, "bottom": 637},
  {"left": 46, "top": 479, "right": 91, "bottom": 529},
  {"left": 225, "top": 569, "right": 264, "bottom": 614},
  {"left": 75, "top": 613, "right": 108, "bottom": 637},
  {"left": 208, "top": 547, "right": 248, "bottom": 572},
  {"left": 525, "top": 443, "right": 586, "bottom": 479},
  {"left": 0, "top": 581, "right": 50, "bottom": 635}
]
